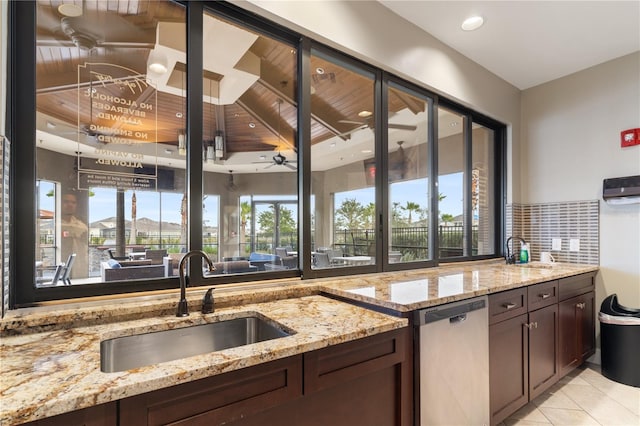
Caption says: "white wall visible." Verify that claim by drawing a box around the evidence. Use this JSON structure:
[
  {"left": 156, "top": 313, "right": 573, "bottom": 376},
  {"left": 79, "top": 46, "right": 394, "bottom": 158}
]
[
  {"left": 236, "top": 0, "right": 522, "bottom": 203},
  {"left": 521, "top": 52, "right": 640, "bottom": 320}
]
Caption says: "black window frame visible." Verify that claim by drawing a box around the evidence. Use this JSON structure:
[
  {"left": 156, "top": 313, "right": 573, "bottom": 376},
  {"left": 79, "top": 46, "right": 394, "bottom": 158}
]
[{"left": 7, "top": 0, "right": 506, "bottom": 308}]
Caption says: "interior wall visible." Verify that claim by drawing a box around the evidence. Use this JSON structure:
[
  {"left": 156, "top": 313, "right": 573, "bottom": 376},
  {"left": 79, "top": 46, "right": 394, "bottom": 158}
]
[
  {"left": 236, "top": 0, "right": 522, "bottom": 204},
  {"left": 521, "top": 53, "right": 640, "bottom": 350}
]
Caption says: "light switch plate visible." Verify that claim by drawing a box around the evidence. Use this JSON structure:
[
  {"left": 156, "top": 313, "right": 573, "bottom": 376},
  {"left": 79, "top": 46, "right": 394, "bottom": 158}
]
[
  {"left": 552, "top": 238, "right": 562, "bottom": 251},
  {"left": 569, "top": 239, "right": 580, "bottom": 252}
]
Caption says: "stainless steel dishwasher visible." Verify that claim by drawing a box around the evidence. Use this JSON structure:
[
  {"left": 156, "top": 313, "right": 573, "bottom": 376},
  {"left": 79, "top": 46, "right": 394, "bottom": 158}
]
[{"left": 415, "top": 296, "right": 489, "bottom": 426}]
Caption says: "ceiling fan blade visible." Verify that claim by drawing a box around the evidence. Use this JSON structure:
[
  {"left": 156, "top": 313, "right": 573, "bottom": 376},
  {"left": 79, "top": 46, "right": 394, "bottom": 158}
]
[
  {"left": 389, "top": 123, "right": 417, "bottom": 131},
  {"left": 284, "top": 163, "right": 297, "bottom": 171},
  {"left": 338, "top": 120, "right": 365, "bottom": 125}
]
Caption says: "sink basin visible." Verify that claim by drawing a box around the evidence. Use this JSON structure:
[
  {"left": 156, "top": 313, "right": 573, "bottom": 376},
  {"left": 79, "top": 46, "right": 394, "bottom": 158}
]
[{"left": 100, "top": 315, "right": 292, "bottom": 373}]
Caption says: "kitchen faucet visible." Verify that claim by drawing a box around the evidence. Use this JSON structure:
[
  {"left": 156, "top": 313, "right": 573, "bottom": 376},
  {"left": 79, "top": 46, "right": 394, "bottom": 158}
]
[
  {"left": 505, "top": 236, "right": 527, "bottom": 264},
  {"left": 177, "top": 250, "right": 216, "bottom": 317}
]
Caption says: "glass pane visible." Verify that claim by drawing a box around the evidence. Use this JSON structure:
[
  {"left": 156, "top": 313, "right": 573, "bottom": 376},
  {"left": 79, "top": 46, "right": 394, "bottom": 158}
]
[
  {"left": 472, "top": 124, "right": 495, "bottom": 255},
  {"left": 35, "top": 1, "right": 187, "bottom": 285},
  {"left": 310, "top": 52, "right": 375, "bottom": 269},
  {"left": 388, "top": 85, "right": 431, "bottom": 263},
  {"left": 36, "top": 181, "right": 58, "bottom": 284},
  {"left": 437, "top": 108, "right": 465, "bottom": 259},
  {"left": 203, "top": 11, "right": 298, "bottom": 274}
]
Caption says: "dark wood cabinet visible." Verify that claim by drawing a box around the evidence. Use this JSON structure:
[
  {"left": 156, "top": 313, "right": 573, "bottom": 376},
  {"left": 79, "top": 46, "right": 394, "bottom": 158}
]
[
  {"left": 489, "top": 281, "right": 559, "bottom": 425},
  {"left": 528, "top": 303, "right": 559, "bottom": 399},
  {"left": 559, "top": 291, "right": 595, "bottom": 377},
  {"left": 118, "top": 328, "right": 411, "bottom": 426},
  {"left": 489, "top": 273, "right": 596, "bottom": 425},
  {"left": 119, "top": 355, "right": 303, "bottom": 426},
  {"left": 489, "top": 312, "right": 528, "bottom": 424}
]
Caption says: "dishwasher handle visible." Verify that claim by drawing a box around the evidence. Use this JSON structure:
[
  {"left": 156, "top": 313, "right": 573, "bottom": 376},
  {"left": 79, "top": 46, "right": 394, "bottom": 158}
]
[
  {"left": 416, "top": 297, "right": 486, "bottom": 326},
  {"left": 449, "top": 314, "right": 467, "bottom": 324}
]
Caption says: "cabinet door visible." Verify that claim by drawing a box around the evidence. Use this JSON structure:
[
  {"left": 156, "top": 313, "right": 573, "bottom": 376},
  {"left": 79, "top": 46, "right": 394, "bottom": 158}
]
[
  {"left": 559, "top": 292, "right": 595, "bottom": 377},
  {"left": 528, "top": 304, "right": 559, "bottom": 400},
  {"left": 119, "top": 355, "right": 303, "bottom": 426},
  {"left": 489, "top": 313, "right": 528, "bottom": 425},
  {"left": 578, "top": 292, "right": 595, "bottom": 361}
]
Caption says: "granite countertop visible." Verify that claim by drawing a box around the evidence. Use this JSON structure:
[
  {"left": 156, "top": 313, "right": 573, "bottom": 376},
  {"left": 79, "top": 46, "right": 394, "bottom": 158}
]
[
  {"left": 318, "top": 261, "right": 599, "bottom": 312},
  {"left": 0, "top": 260, "right": 598, "bottom": 425},
  {"left": 0, "top": 295, "right": 407, "bottom": 425}
]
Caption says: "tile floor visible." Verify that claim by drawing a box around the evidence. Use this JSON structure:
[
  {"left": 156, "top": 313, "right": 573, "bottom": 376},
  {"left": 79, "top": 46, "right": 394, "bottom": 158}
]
[{"left": 502, "top": 364, "right": 639, "bottom": 426}]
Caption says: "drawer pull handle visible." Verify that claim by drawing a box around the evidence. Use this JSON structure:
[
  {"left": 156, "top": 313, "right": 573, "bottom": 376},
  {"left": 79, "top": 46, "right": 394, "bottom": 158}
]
[
  {"left": 540, "top": 293, "right": 551, "bottom": 299},
  {"left": 576, "top": 302, "right": 586, "bottom": 309},
  {"left": 503, "top": 302, "right": 517, "bottom": 310}
]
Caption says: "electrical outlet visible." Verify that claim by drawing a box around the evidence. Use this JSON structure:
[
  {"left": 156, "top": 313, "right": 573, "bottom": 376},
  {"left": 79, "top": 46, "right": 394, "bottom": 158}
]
[
  {"left": 570, "top": 239, "right": 580, "bottom": 252},
  {"left": 552, "top": 238, "right": 562, "bottom": 251}
]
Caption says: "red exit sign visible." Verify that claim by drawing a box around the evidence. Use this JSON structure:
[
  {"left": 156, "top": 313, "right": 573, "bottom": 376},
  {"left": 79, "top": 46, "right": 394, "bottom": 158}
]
[{"left": 621, "top": 128, "right": 640, "bottom": 147}]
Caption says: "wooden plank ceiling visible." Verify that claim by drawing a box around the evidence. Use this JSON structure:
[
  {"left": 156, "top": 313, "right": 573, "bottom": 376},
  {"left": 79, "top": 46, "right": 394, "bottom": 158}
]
[{"left": 35, "top": 0, "right": 422, "bottom": 158}]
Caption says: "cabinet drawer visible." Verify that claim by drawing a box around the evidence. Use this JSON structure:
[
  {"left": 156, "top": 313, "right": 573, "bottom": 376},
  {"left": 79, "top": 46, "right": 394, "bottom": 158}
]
[
  {"left": 119, "top": 355, "right": 303, "bottom": 426},
  {"left": 304, "top": 329, "right": 406, "bottom": 393},
  {"left": 528, "top": 280, "right": 558, "bottom": 311},
  {"left": 559, "top": 273, "right": 595, "bottom": 301},
  {"left": 489, "top": 288, "right": 528, "bottom": 325}
]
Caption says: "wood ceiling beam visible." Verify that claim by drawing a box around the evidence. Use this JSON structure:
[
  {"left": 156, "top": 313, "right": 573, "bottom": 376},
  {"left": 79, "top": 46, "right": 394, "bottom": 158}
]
[
  {"left": 391, "top": 90, "right": 425, "bottom": 115},
  {"left": 236, "top": 92, "right": 296, "bottom": 151},
  {"left": 258, "top": 63, "right": 350, "bottom": 142}
]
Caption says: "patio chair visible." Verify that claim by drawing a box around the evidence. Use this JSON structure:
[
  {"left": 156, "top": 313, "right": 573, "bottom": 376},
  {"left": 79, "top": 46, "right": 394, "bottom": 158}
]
[
  {"left": 145, "top": 249, "right": 168, "bottom": 265},
  {"left": 59, "top": 253, "right": 76, "bottom": 285},
  {"left": 107, "top": 248, "right": 129, "bottom": 262},
  {"left": 36, "top": 263, "right": 65, "bottom": 287}
]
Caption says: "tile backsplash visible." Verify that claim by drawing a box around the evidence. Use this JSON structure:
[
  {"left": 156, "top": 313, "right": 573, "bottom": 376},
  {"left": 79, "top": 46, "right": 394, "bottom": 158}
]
[{"left": 506, "top": 200, "right": 599, "bottom": 265}]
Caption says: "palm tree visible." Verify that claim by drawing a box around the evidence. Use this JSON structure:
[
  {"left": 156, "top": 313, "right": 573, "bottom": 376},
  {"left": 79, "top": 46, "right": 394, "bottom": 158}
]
[
  {"left": 403, "top": 201, "right": 421, "bottom": 224},
  {"left": 240, "top": 201, "right": 251, "bottom": 254}
]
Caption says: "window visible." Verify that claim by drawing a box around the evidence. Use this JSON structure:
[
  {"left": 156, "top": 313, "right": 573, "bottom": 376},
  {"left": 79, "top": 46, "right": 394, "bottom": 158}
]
[
  {"left": 387, "top": 83, "right": 432, "bottom": 264},
  {"left": 9, "top": 1, "right": 504, "bottom": 306},
  {"left": 310, "top": 49, "right": 376, "bottom": 270}
]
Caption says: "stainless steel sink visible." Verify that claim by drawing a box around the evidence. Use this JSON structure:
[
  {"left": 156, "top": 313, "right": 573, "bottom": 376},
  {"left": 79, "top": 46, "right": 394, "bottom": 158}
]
[{"left": 100, "top": 315, "right": 292, "bottom": 373}]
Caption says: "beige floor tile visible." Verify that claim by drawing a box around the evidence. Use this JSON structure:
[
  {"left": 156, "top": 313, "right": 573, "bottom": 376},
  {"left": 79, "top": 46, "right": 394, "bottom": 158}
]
[
  {"left": 509, "top": 402, "right": 552, "bottom": 423},
  {"left": 561, "top": 383, "right": 638, "bottom": 426},
  {"left": 505, "top": 366, "right": 639, "bottom": 426},
  {"left": 538, "top": 407, "right": 600, "bottom": 425},
  {"left": 504, "top": 419, "right": 553, "bottom": 426},
  {"left": 533, "top": 389, "right": 582, "bottom": 410}
]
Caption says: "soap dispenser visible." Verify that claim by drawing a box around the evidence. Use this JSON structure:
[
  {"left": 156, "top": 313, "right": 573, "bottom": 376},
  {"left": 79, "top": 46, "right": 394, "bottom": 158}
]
[{"left": 519, "top": 243, "right": 530, "bottom": 264}]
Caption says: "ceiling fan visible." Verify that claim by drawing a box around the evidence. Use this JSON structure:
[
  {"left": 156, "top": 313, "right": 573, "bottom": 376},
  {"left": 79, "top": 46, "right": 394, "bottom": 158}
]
[
  {"left": 266, "top": 152, "right": 297, "bottom": 170},
  {"left": 37, "top": 3, "right": 155, "bottom": 51}
]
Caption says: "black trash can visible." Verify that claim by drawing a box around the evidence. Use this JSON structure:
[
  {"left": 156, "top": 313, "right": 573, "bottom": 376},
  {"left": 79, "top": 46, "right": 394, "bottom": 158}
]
[{"left": 599, "top": 294, "right": 640, "bottom": 388}]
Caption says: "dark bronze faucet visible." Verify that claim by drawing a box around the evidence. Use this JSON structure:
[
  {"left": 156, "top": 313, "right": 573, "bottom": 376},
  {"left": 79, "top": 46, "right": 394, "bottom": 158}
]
[
  {"left": 505, "top": 236, "right": 527, "bottom": 264},
  {"left": 177, "top": 250, "right": 216, "bottom": 317}
]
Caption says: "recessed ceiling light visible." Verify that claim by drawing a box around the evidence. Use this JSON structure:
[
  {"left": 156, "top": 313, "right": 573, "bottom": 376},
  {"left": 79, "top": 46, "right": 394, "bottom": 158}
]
[
  {"left": 358, "top": 110, "right": 373, "bottom": 118},
  {"left": 315, "top": 67, "right": 325, "bottom": 75},
  {"left": 164, "top": 149, "right": 173, "bottom": 154},
  {"left": 176, "top": 112, "right": 183, "bottom": 118},
  {"left": 361, "top": 149, "right": 372, "bottom": 154},
  {"left": 461, "top": 16, "right": 484, "bottom": 31},
  {"left": 46, "top": 121, "right": 56, "bottom": 129},
  {"left": 450, "top": 121, "right": 458, "bottom": 127},
  {"left": 259, "top": 154, "right": 266, "bottom": 160},
  {"left": 248, "top": 122, "right": 256, "bottom": 128},
  {"left": 58, "top": 3, "right": 83, "bottom": 17},
  {"left": 330, "top": 142, "right": 336, "bottom": 147}
]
